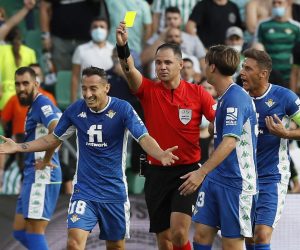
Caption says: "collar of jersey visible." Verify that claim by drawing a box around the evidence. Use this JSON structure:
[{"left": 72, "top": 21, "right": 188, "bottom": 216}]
[
  {"left": 88, "top": 96, "right": 111, "bottom": 113},
  {"left": 252, "top": 84, "right": 272, "bottom": 100},
  {"left": 217, "top": 83, "right": 235, "bottom": 101}
]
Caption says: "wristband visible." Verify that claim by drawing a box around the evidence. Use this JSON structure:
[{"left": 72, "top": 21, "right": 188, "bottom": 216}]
[{"left": 116, "top": 43, "right": 130, "bottom": 59}]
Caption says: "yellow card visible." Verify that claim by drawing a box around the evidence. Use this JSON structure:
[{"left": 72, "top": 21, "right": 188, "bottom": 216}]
[{"left": 124, "top": 11, "right": 137, "bottom": 28}]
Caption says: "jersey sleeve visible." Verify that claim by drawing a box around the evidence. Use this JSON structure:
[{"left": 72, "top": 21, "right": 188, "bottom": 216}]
[
  {"left": 53, "top": 107, "right": 74, "bottom": 140},
  {"left": 285, "top": 90, "right": 300, "bottom": 118},
  {"left": 200, "top": 86, "right": 216, "bottom": 122},
  {"left": 221, "top": 95, "right": 249, "bottom": 140},
  {"left": 1, "top": 96, "right": 14, "bottom": 122},
  {"left": 123, "top": 101, "right": 148, "bottom": 141},
  {"left": 37, "top": 97, "right": 60, "bottom": 128}
]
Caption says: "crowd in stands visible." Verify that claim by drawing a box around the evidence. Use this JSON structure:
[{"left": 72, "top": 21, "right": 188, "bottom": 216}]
[{"left": 0, "top": 0, "right": 300, "bottom": 194}]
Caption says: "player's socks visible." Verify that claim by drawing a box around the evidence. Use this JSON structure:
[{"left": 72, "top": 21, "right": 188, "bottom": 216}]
[
  {"left": 193, "top": 242, "right": 212, "bottom": 250},
  {"left": 173, "top": 240, "right": 192, "bottom": 250},
  {"left": 255, "top": 243, "right": 270, "bottom": 250},
  {"left": 246, "top": 244, "right": 255, "bottom": 250},
  {"left": 26, "top": 233, "right": 49, "bottom": 250},
  {"left": 13, "top": 230, "right": 28, "bottom": 248}
]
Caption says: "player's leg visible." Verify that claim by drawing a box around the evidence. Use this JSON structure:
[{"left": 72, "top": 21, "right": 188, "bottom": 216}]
[
  {"left": 192, "top": 179, "right": 218, "bottom": 250},
  {"left": 106, "top": 239, "right": 125, "bottom": 250},
  {"left": 12, "top": 212, "right": 28, "bottom": 248},
  {"left": 24, "top": 183, "right": 60, "bottom": 250},
  {"left": 252, "top": 182, "right": 288, "bottom": 249},
  {"left": 98, "top": 200, "right": 130, "bottom": 250},
  {"left": 67, "top": 199, "right": 98, "bottom": 249},
  {"left": 222, "top": 237, "right": 244, "bottom": 250},
  {"left": 67, "top": 228, "right": 89, "bottom": 250},
  {"left": 156, "top": 229, "right": 172, "bottom": 250}
]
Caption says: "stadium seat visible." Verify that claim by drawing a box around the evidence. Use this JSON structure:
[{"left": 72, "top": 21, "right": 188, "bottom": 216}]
[
  {"left": 126, "top": 168, "right": 145, "bottom": 194},
  {"left": 55, "top": 70, "right": 72, "bottom": 111},
  {"left": 25, "top": 30, "right": 42, "bottom": 55}
]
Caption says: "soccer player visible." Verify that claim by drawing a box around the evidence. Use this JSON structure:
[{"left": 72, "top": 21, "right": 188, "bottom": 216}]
[
  {"left": 116, "top": 22, "right": 216, "bottom": 250},
  {"left": 11, "top": 66, "right": 62, "bottom": 250},
  {"left": 179, "top": 45, "right": 258, "bottom": 250},
  {"left": 0, "top": 66, "right": 179, "bottom": 250},
  {"left": 240, "top": 48, "right": 300, "bottom": 250}
]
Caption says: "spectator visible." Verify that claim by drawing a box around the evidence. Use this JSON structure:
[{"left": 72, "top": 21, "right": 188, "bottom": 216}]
[
  {"left": 71, "top": 17, "right": 113, "bottom": 102},
  {"left": 39, "top": 0, "right": 108, "bottom": 70},
  {"left": 186, "top": 0, "right": 243, "bottom": 48},
  {"left": 0, "top": 0, "right": 36, "bottom": 42},
  {"left": 105, "top": 0, "right": 152, "bottom": 68},
  {"left": 181, "top": 58, "right": 196, "bottom": 83},
  {"left": 143, "top": 6, "right": 206, "bottom": 76},
  {"left": 254, "top": 0, "right": 300, "bottom": 88},
  {"left": 151, "top": 0, "right": 199, "bottom": 33},
  {"left": 0, "top": 26, "right": 36, "bottom": 111},
  {"left": 245, "top": 0, "right": 272, "bottom": 39}
]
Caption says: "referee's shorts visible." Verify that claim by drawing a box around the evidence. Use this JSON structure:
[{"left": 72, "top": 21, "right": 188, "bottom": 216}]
[{"left": 144, "top": 162, "right": 200, "bottom": 233}]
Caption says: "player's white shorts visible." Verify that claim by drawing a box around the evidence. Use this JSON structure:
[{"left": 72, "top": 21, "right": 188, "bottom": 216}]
[{"left": 16, "top": 182, "right": 61, "bottom": 220}]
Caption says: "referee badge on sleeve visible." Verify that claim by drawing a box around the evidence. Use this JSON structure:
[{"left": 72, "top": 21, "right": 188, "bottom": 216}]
[{"left": 179, "top": 109, "right": 192, "bottom": 125}]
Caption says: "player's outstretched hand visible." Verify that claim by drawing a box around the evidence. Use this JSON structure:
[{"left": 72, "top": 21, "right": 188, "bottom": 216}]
[
  {"left": 265, "top": 114, "right": 287, "bottom": 138},
  {"left": 0, "top": 135, "right": 18, "bottom": 154},
  {"left": 35, "top": 159, "right": 56, "bottom": 170},
  {"left": 179, "top": 168, "right": 206, "bottom": 196},
  {"left": 116, "top": 21, "right": 128, "bottom": 46},
  {"left": 160, "top": 146, "right": 179, "bottom": 166}
]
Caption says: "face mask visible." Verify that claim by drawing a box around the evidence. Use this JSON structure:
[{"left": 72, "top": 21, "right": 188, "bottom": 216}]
[
  {"left": 272, "top": 7, "right": 285, "bottom": 18},
  {"left": 229, "top": 45, "right": 243, "bottom": 53},
  {"left": 0, "top": 20, "right": 5, "bottom": 27},
  {"left": 91, "top": 27, "right": 107, "bottom": 42}
]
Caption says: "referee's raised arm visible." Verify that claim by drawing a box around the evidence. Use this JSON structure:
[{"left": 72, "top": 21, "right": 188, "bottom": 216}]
[{"left": 116, "top": 21, "right": 143, "bottom": 93}]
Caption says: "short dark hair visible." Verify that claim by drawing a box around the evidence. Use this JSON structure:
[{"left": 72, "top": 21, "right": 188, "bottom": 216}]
[
  {"left": 183, "top": 58, "right": 194, "bottom": 65},
  {"left": 15, "top": 66, "right": 36, "bottom": 79},
  {"left": 156, "top": 43, "right": 182, "bottom": 59},
  {"left": 165, "top": 6, "right": 181, "bottom": 15},
  {"left": 82, "top": 66, "right": 108, "bottom": 82},
  {"left": 29, "top": 63, "right": 41, "bottom": 68},
  {"left": 91, "top": 16, "right": 110, "bottom": 31},
  {"left": 205, "top": 45, "right": 240, "bottom": 76},
  {"left": 243, "top": 48, "right": 272, "bottom": 73}
]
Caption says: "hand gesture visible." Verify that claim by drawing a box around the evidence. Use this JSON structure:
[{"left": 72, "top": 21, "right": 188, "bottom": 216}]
[
  {"left": 160, "top": 146, "right": 179, "bottom": 166},
  {"left": 178, "top": 168, "right": 206, "bottom": 196},
  {"left": 116, "top": 21, "right": 128, "bottom": 46},
  {"left": 35, "top": 159, "right": 56, "bottom": 170},
  {"left": 24, "top": 0, "right": 36, "bottom": 10},
  {"left": 265, "top": 114, "right": 287, "bottom": 138},
  {"left": 0, "top": 135, "right": 18, "bottom": 154}
]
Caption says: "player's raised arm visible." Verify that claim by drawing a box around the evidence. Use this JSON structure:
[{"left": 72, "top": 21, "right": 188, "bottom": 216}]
[
  {"left": 116, "top": 21, "right": 143, "bottom": 93},
  {"left": 0, "top": 133, "right": 61, "bottom": 154},
  {"left": 138, "top": 134, "right": 179, "bottom": 166}
]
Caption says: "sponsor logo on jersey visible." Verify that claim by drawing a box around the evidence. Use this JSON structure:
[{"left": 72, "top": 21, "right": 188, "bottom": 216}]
[
  {"left": 41, "top": 105, "right": 54, "bottom": 117},
  {"left": 77, "top": 112, "right": 87, "bottom": 118},
  {"left": 265, "top": 99, "right": 275, "bottom": 108},
  {"left": 105, "top": 110, "right": 116, "bottom": 119},
  {"left": 225, "top": 107, "right": 238, "bottom": 125},
  {"left": 70, "top": 214, "right": 80, "bottom": 223},
  {"left": 86, "top": 124, "right": 108, "bottom": 147}
]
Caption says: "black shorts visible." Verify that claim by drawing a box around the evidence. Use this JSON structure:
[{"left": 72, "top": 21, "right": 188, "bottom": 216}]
[{"left": 144, "top": 163, "right": 200, "bottom": 233}]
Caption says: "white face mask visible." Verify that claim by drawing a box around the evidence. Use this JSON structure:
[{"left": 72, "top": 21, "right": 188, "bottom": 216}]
[
  {"left": 91, "top": 27, "right": 107, "bottom": 42},
  {"left": 229, "top": 44, "right": 243, "bottom": 53}
]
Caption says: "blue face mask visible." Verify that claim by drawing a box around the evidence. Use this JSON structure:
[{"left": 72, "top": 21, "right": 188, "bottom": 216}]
[
  {"left": 272, "top": 7, "right": 285, "bottom": 18},
  {"left": 91, "top": 27, "right": 107, "bottom": 42}
]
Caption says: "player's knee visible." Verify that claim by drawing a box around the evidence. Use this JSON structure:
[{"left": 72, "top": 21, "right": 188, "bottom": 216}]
[
  {"left": 254, "top": 229, "right": 272, "bottom": 244},
  {"left": 171, "top": 227, "right": 188, "bottom": 245},
  {"left": 67, "top": 238, "right": 81, "bottom": 250}
]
